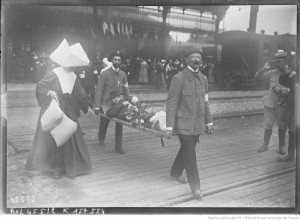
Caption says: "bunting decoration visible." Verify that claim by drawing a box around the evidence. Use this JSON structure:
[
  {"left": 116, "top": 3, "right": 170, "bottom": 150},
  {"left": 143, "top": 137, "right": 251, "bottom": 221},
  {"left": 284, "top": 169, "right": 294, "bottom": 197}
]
[
  {"left": 117, "top": 22, "right": 121, "bottom": 35},
  {"left": 110, "top": 23, "right": 115, "bottom": 36},
  {"left": 125, "top": 25, "right": 129, "bottom": 36},
  {"left": 121, "top": 23, "right": 125, "bottom": 35},
  {"left": 103, "top": 21, "right": 108, "bottom": 34},
  {"left": 90, "top": 26, "right": 97, "bottom": 39}
]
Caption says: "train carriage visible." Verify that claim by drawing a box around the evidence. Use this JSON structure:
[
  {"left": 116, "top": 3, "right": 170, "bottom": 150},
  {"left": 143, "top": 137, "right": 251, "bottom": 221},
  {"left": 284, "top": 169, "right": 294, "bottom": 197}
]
[{"left": 216, "top": 30, "right": 296, "bottom": 89}]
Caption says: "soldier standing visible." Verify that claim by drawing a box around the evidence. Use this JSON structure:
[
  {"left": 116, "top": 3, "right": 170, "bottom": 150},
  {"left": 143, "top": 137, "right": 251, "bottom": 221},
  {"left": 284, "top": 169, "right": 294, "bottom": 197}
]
[{"left": 255, "top": 50, "right": 289, "bottom": 155}]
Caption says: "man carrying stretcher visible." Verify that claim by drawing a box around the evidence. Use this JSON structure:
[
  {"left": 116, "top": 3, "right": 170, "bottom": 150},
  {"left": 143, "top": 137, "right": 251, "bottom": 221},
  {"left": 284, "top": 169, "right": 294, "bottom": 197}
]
[{"left": 94, "top": 50, "right": 137, "bottom": 154}]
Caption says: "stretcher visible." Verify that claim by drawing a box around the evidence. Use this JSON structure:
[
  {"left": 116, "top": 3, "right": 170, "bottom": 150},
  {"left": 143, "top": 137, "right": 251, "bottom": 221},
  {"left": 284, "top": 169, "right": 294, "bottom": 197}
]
[{"left": 99, "top": 113, "right": 171, "bottom": 147}]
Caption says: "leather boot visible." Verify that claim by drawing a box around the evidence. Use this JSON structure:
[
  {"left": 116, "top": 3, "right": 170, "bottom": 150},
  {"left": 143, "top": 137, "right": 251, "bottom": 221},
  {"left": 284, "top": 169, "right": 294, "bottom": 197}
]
[
  {"left": 258, "top": 129, "right": 272, "bottom": 152},
  {"left": 279, "top": 131, "right": 295, "bottom": 161},
  {"left": 278, "top": 129, "right": 286, "bottom": 155}
]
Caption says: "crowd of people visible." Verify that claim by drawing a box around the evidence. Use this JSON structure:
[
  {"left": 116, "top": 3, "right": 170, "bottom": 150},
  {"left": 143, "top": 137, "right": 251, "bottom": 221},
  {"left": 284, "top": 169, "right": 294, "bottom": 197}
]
[
  {"left": 24, "top": 38, "right": 297, "bottom": 201},
  {"left": 75, "top": 56, "right": 187, "bottom": 96}
]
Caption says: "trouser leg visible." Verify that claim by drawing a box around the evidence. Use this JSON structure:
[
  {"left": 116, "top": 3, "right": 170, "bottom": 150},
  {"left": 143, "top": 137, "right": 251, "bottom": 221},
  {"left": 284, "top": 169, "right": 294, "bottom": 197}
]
[
  {"left": 115, "top": 122, "right": 124, "bottom": 153},
  {"left": 275, "top": 104, "right": 287, "bottom": 154},
  {"left": 279, "top": 131, "right": 296, "bottom": 161},
  {"left": 278, "top": 129, "right": 286, "bottom": 154},
  {"left": 174, "top": 134, "right": 200, "bottom": 192},
  {"left": 264, "top": 106, "right": 276, "bottom": 130},
  {"left": 170, "top": 146, "right": 184, "bottom": 177},
  {"left": 275, "top": 103, "right": 286, "bottom": 130},
  {"left": 98, "top": 116, "right": 109, "bottom": 142},
  {"left": 258, "top": 128, "right": 272, "bottom": 152}
]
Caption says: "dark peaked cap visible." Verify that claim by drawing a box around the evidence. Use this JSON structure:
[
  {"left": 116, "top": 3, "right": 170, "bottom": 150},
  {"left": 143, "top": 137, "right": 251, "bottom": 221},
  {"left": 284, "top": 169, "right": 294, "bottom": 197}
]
[
  {"left": 111, "top": 89, "right": 123, "bottom": 99},
  {"left": 184, "top": 47, "right": 204, "bottom": 57},
  {"left": 108, "top": 50, "right": 124, "bottom": 61}
]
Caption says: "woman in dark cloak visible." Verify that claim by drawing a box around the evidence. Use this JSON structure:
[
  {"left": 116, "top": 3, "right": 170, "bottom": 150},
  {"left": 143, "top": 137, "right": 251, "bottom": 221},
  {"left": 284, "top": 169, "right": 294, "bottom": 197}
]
[{"left": 25, "top": 39, "right": 94, "bottom": 178}]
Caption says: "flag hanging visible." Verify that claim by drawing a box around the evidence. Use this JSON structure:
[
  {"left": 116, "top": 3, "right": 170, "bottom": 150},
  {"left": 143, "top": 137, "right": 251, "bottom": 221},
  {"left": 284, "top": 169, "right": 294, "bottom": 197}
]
[
  {"left": 90, "top": 26, "right": 97, "bottom": 39},
  {"left": 130, "top": 25, "right": 133, "bottom": 35},
  {"left": 103, "top": 22, "right": 108, "bottom": 34},
  {"left": 110, "top": 23, "right": 115, "bottom": 36},
  {"left": 125, "top": 25, "right": 129, "bottom": 36},
  {"left": 117, "top": 22, "right": 121, "bottom": 35},
  {"left": 121, "top": 23, "right": 125, "bottom": 35}
]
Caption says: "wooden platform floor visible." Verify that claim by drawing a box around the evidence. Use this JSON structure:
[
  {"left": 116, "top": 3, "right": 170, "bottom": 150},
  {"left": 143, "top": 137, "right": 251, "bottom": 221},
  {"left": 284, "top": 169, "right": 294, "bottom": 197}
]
[{"left": 7, "top": 112, "right": 296, "bottom": 208}]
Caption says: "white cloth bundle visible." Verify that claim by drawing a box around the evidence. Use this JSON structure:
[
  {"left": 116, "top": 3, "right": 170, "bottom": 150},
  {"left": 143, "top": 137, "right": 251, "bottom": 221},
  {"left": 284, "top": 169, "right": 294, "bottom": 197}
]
[
  {"left": 150, "top": 111, "right": 167, "bottom": 132},
  {"left": 50, "top": 114, "right": 78, "bottom": 147},
  {"left": 41, "top": 99, "right": 64, "bottom": 131}
]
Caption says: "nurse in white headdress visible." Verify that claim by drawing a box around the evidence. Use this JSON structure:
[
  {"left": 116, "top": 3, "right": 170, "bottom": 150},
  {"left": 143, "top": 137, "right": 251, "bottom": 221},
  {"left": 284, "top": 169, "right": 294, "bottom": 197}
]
[{"left": 25, "top": 39, "right": 94, "bottom": 178}]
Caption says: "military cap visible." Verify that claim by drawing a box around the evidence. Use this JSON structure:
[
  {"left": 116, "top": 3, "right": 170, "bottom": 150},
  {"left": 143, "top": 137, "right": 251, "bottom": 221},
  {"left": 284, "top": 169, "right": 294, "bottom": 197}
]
[
  {"left": 184, "top": 47, "right": 204, "bottom": 58},
  {"left": 111, "top": 89, "right": 123, "bottom": 99},
  {"left": 108, "top": 50, "right": 123, "bottom": 62}
]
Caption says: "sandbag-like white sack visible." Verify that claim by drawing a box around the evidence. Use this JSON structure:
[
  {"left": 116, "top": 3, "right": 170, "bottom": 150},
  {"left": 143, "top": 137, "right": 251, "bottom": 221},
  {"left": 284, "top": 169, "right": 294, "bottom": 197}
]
[
  {"left": 150, "top": 111, "right": 167, "bottom": 132},
  {"left": 50, "top": 114, "right": 78, "bottom": 147},
  {"left": 41, "top": 99, "right": 64, "bottom": 131}
]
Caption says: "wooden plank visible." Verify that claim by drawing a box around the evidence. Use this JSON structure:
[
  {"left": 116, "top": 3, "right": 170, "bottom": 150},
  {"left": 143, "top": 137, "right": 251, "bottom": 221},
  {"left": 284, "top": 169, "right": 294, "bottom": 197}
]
[
  {"left": 246, "top": 190, "right": 295, "bottom": 207},
  {"left": 217, "top": 179, "right": 295, "bottom": 207},
  {"left": 174, "top": 174, "right": 294, "bottom": 207},
  {"left": 71, "top": 138, "right": 286, "bottom": 186},
  {"left": 7, "top": 110, "right": 296, "bottom": 207}
]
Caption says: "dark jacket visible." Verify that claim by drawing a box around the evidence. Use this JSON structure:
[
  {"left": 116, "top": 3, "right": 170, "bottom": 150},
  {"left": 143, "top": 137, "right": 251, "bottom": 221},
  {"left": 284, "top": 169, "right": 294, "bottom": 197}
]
[
  {"left": 106, "top": 96, "right": 133, "bottom": 120},
  {"left": 95, "top": 67, "right": 130, "bottom": 109},
  {"left": 166, "top": 67, "right": 213, "bottom": 135},
  {"left": 279, "top": 71, "right": 296, "bottom": 132}
]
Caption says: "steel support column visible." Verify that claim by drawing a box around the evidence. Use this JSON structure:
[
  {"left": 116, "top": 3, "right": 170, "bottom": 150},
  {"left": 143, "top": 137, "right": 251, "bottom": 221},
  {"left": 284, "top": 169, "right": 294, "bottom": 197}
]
[{"left": 160, "top": 6, "right": 170, "bottom": 59}]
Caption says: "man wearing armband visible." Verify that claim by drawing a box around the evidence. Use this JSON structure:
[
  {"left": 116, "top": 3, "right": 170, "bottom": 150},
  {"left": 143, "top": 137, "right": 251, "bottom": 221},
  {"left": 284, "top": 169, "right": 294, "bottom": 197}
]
[
  {"left": 94, "top": 50, "right": 137, "bottom": 154},
  {"left": 166, "top": 48, "right": 213, "bottom": 200}
]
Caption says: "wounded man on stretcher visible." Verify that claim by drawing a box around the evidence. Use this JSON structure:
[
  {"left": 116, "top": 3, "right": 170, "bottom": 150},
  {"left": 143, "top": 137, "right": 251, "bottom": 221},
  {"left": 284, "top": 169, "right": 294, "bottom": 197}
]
[{"left": 102, "top": 89, "right": 167, "bottom": 133}]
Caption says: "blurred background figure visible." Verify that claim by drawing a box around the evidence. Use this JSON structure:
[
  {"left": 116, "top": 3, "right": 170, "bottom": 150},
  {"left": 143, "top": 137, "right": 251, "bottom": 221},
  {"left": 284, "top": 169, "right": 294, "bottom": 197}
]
[{"left": 139, "top": 58, "right": 149, "bottom": 84}]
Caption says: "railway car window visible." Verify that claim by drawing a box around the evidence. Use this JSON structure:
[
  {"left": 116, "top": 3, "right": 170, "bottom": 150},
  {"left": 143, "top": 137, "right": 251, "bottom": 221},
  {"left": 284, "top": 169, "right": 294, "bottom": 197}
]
[{"left": 263, "top": 43, "right": 271, "bottom": 56}]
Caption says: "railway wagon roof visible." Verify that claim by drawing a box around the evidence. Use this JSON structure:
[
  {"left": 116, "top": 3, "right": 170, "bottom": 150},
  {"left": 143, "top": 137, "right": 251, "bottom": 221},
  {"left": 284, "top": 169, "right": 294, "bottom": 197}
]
[{"left": 216, "top": 30, "right": 297, "bottom": 44}]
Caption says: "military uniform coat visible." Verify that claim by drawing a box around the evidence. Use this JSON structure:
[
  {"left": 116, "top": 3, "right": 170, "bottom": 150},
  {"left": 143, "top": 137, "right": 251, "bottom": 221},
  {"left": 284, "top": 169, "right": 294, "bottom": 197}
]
[
  {"left": 95, "top": 67, "right": 129, "bottom": 110},
  {"left": 166, "top": 68, "right": 213, "bottom": 135},
  {"left": 262, "top": 69, "right": 288, "bottom": 108}
]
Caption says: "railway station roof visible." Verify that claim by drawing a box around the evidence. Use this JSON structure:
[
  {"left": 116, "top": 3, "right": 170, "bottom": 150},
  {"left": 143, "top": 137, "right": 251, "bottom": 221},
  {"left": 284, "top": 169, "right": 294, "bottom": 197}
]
[{"left": 5, "top": 0, "right": 230, "bottom": 19}]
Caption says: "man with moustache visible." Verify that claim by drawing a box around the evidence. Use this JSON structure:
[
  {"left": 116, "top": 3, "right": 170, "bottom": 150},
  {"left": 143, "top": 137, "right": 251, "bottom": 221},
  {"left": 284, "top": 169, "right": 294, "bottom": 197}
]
[
  {"left": 95, "top": 50, "right": 132, "bottom": 154},
  {"left": 166, "top": 48, "right": 213, "bottom": 200}
]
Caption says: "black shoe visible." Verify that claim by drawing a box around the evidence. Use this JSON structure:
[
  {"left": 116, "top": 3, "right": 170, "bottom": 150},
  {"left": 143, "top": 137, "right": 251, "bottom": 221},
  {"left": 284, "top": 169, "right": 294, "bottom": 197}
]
[
  {"left": 192, "top": 190, "right": 203, "bottom": 201},
  {"left": 172, "top": 176, "right": 188, "bottom": 184},
  {"left": 258, "top": 143, "right": 268, "bottom": 152},
  {"left": 116, "top": 148, "right": 125, "bottom": 154},
  {"left": 99, "top": 140, "right": 106, "bottom": 146}
]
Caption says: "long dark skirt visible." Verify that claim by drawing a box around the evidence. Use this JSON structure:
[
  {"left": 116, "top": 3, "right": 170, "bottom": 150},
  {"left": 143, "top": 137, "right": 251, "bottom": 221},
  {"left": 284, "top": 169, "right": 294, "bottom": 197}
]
[{"left": 25, "top": 101, "right": 92, "bottom": 178}]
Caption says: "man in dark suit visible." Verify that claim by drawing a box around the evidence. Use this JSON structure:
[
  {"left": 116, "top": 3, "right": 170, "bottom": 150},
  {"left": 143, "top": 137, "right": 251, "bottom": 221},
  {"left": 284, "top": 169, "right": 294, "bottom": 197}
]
[
  {"left": 278, "top": 65, "right": 297, "bottom": 162},
  {"left": 166, "top": 48, "right": 213, "bottom": 200},
  {"left": 94, "top": 50, "right": 131, "bottom": 154}
]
